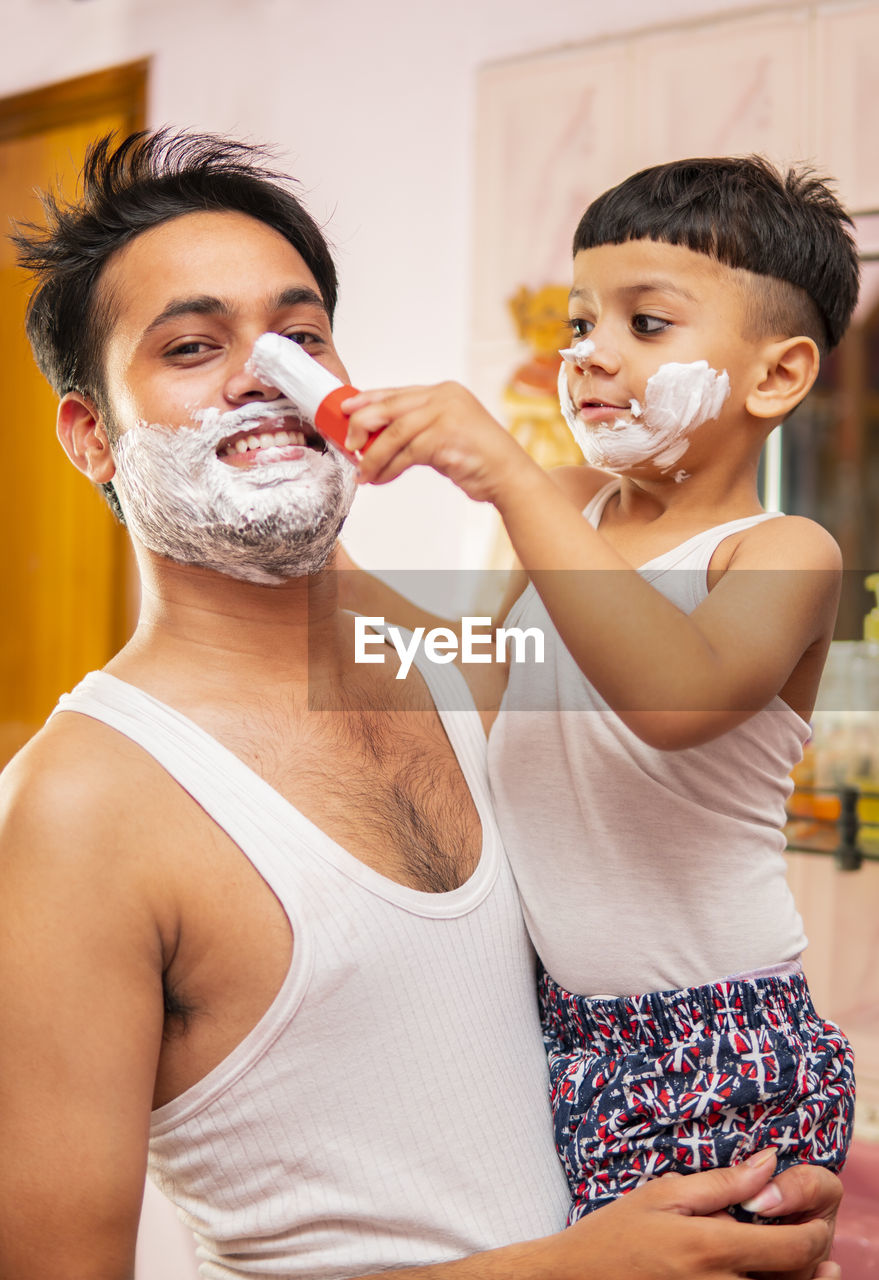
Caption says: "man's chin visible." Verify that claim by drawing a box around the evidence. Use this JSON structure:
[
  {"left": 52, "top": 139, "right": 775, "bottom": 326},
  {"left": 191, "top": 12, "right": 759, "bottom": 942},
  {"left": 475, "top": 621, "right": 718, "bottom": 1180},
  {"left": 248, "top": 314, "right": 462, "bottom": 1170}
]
[{"left": 157, "top": 510, "right": 349, "bottom": 586}]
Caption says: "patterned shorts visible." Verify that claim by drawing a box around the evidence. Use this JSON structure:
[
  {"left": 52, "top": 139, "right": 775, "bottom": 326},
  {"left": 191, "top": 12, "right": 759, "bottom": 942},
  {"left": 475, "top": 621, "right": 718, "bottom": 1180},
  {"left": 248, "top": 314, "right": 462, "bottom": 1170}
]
[{"left": 539, "top": 966, "right": 855, "bottom": 1223}]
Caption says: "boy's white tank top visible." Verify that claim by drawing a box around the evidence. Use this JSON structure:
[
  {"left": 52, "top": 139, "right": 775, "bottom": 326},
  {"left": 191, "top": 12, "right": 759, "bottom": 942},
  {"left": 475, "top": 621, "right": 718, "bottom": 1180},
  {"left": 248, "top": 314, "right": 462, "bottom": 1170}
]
[
  {"left": 488, "top": 480, "right": 810, "bottom": 997},
  {"left": 53, "top": 658, "right": 569, "bottom": 1278}
]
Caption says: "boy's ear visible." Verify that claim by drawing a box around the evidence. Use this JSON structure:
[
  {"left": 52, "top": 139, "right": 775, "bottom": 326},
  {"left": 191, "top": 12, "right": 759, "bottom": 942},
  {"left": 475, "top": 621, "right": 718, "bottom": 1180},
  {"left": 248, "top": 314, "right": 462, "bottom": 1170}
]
[
  {"left": 57, "top": 392, "right": 116, "bottom": 483},
  {"left": 745, "top": 336, "right": 820, "bottom": 422}
]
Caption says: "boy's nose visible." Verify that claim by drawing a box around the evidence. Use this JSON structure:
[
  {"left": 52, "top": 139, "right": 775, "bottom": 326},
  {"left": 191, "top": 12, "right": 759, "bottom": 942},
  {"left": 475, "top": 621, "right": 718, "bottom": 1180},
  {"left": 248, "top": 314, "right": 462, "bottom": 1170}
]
[{"left": 574, "top": 333, "right": 621, "bottom": 378}]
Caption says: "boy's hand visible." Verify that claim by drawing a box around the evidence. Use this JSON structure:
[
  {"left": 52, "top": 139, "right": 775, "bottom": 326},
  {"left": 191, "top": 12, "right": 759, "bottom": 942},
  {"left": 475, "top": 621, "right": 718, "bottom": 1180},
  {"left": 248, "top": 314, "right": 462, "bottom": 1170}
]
[{"left": 341, "top": 383, "right": 534, "bottom": 504}]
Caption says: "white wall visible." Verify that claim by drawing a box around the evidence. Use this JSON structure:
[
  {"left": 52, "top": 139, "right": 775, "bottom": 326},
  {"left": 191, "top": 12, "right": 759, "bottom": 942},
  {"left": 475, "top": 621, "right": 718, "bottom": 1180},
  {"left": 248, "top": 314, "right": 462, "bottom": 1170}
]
[{"left": 3, "top": 0, "right": 810, "bottom": 585}]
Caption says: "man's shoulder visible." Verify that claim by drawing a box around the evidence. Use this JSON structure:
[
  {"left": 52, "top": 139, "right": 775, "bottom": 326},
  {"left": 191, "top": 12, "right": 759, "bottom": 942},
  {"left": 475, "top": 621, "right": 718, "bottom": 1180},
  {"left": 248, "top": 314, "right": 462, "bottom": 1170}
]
[{"left": 0, "top": 710, "right": 172, "bottom": 868}]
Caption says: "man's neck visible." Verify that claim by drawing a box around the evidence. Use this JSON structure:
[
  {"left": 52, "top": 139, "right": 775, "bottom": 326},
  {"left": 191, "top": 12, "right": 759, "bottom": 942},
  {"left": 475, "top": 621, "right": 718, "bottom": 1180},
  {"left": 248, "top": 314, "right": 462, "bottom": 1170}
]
[{"left": 106, "top": 548, "right": 348, "bottom": 707}]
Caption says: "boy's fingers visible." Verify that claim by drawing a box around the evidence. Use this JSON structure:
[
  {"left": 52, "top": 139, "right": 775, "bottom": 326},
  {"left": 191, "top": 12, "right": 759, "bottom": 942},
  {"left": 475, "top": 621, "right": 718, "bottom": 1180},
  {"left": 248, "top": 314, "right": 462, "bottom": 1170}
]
[
  {"left": 342, "top": 386, "right": 430, "bottom": 416},
  {"left": 344, "top": 389, "right": 433, "bottom": 450},
  {"left": 340, "top": 389, "right": 399, "bottom": 412},
  {"left": 351, "top": 407, "right": 440, "bottom": 482},
  {"left": 358, "top": 441, "right": 424, "bottom": 488},
  {"left": 345, "top": 421, "right": 387, "bottom": 452}
]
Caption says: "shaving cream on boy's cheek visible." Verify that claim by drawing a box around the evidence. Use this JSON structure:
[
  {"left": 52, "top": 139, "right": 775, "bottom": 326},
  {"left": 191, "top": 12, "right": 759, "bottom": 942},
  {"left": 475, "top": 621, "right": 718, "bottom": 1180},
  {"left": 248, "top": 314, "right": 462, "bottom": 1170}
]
[
  {"left": 558, "top": 357, "right": 730, "bottom": 479},
  {"left": 110, "top": 400, "right": 357, "bottom": 584}
]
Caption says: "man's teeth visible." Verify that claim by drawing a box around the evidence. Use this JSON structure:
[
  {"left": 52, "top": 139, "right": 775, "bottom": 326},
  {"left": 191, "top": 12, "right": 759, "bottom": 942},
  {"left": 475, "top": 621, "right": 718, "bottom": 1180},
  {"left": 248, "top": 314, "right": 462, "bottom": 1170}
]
[{"left": 221, "top": 428, "right": 309, "bottom": 457}]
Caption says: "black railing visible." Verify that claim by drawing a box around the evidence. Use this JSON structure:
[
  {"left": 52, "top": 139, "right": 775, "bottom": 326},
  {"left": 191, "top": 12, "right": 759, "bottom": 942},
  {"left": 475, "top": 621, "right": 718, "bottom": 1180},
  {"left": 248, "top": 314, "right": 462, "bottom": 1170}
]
[{"left": 785, "top": 785, "right": 879, "bottom": 871}]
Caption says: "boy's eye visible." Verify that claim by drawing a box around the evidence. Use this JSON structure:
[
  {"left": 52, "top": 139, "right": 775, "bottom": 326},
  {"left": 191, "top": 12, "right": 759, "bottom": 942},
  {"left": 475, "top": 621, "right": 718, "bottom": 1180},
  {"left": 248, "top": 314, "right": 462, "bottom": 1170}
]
[
  {"left": 568, "top": 317, "right": 594, "bottom": 338},
  {"left": 631, "top": 314, "right": 668, "bottom": 335}
]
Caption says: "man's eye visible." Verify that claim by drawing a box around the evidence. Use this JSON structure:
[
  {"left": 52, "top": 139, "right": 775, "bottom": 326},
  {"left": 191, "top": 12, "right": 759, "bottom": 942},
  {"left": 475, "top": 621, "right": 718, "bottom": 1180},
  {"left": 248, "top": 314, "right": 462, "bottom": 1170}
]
[
  {"left": 166, "top": 340, "right": 212, "bottom": 358},
  {"left": 283, "top": 331, "right": 323, "bottom": 348},
  {"left": 568, "top": 317, "right": 594, "bottom": 338},
  {"left": 632, "top": 314, "right": 668, "bottom": 335}
]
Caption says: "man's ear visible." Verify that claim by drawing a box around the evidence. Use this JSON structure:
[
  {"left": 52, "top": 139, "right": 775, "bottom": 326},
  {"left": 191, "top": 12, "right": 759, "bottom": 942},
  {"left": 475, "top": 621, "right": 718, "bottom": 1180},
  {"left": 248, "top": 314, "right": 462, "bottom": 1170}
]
[
  {"left": 57, "top": 392, "right": 116, "bottom": 483},
  {"left": 745, "top": 336, "right": 820, "bottom": 423}
]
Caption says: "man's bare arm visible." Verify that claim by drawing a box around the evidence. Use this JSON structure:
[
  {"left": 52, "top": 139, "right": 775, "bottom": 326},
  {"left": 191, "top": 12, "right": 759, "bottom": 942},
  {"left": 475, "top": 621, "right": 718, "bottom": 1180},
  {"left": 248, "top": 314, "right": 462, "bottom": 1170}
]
[
  {"left": 0, "top": 725, "right": 168, "bottom": 1280},
  {"left": 350, "top": 1155, "right": 839, "bottom": 1280}
]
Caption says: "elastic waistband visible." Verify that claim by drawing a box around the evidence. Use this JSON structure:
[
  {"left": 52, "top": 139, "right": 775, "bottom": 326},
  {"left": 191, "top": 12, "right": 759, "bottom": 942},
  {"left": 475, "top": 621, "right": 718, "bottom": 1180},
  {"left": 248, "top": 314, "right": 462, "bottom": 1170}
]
[{"left": 540, "top": 967, "right": 816, "bottom": 1055}]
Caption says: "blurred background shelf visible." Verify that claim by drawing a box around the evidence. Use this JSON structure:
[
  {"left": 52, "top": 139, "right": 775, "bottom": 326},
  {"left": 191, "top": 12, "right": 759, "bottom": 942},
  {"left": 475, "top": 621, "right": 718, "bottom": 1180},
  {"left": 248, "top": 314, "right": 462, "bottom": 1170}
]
[{"left": 786, "top": 784, "right": 879, "bottom": 870}]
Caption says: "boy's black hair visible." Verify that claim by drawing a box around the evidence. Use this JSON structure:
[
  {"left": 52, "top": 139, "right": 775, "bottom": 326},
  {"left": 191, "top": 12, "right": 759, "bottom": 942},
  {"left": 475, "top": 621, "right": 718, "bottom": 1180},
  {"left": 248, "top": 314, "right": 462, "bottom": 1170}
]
[
  {"left": 573, "top": 156, "right": 860, "bottom": 353},
  {"left": 13, "top": 128, "right": 338, "bottom": 410}
]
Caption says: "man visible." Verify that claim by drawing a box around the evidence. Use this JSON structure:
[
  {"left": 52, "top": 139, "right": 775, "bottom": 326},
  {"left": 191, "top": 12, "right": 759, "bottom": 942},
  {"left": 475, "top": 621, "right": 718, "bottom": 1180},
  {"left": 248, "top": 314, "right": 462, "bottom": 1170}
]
[{"left": 0, "top": 130, "right": 841, "bottom": 1280}]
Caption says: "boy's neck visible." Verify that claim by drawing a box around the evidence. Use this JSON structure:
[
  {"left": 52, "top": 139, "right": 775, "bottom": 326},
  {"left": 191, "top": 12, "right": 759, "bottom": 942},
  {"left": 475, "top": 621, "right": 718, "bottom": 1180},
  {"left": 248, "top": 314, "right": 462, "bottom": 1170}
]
[{"left": 613, "top": 460, "right": 765, "bottom": 526}]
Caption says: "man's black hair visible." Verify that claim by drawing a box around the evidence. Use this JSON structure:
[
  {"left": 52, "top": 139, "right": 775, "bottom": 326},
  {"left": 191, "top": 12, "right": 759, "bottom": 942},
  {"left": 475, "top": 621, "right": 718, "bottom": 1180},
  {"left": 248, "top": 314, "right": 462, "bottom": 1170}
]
[
  {"left": 573, "top": 156, "right": 860, "bottom": 353},
  {"left": 13, "top": 128, "right": 338, "bottom": 519}
]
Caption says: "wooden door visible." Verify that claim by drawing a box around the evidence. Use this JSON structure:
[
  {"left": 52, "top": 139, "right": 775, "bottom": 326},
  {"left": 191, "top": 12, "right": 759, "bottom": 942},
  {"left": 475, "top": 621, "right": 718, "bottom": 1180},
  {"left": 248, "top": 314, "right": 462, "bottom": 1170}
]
[{"left": 0, "top": 62, "right": 147, "bottom": 766}]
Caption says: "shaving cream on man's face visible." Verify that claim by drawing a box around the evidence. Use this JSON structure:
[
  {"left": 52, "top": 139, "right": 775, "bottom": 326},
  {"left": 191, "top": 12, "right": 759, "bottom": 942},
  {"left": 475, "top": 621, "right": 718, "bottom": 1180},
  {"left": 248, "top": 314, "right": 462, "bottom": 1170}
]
[
  {"left": 110, "top": 399, "right": 357, "bottom": 584},
  {"left": 558, "top": 355, "right": 730, "bottom": 478}
]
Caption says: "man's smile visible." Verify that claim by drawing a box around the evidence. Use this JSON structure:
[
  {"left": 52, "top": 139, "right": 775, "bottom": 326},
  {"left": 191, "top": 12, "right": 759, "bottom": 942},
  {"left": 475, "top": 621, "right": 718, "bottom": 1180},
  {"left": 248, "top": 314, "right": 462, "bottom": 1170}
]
[{"left": 217, "top": 415, "right": 327, "bottom": 466}]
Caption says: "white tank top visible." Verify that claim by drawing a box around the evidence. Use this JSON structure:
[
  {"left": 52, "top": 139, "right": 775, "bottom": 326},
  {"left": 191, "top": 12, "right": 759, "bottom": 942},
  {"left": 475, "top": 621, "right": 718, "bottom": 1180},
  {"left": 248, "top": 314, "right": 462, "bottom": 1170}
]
[
  {"left": 53, "top": 662, "right": 569, "bottom": 1279},
  {"left": 488, "top": 480, "right": 810, "bottom": 997}
]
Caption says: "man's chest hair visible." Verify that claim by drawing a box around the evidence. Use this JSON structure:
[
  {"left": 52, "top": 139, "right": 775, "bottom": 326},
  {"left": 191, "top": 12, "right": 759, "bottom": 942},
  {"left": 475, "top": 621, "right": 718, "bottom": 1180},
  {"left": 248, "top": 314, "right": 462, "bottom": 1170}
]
[{"left": 211, "top": 694, "right": 483, "bottom": 894}]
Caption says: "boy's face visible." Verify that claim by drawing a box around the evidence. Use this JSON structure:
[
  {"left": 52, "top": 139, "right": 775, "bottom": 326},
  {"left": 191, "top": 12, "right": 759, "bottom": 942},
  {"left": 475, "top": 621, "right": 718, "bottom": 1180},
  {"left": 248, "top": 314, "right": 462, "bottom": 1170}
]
[{"left": 564, "top": 239, "right": 767, "bottom": 472}]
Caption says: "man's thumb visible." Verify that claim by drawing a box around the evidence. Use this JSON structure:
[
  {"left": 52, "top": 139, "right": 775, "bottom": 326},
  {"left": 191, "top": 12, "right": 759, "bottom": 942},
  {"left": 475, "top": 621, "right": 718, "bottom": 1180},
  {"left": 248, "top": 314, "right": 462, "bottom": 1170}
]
[{"left": 659, "top": 1149, "right": 780, "bottom": 1217}]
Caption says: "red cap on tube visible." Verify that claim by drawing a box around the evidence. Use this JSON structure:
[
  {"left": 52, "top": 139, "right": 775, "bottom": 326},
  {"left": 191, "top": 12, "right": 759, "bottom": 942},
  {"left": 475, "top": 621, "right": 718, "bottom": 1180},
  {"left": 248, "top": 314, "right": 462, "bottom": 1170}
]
[{"left": 314, "top": 385, "right": 382, "bottom": 462}]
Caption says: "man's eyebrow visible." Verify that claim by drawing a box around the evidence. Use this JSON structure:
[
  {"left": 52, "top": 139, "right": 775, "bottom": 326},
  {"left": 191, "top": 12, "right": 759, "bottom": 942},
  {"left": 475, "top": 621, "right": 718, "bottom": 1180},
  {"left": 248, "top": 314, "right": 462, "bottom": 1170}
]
[
  {"left": 142, "top": 287, "right": 328, "bottom": 338},
  {"left": 143, "top": 295, "right": 231, "bottom": 336},
  {"left": 272, "top": 286, "right": 328, "bottom": 314}
]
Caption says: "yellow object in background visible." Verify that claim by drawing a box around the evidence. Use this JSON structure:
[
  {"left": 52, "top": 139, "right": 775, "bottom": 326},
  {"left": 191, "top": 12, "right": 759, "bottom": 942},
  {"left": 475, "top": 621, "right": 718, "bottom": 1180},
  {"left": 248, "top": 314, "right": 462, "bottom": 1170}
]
[
  {"left": 503, "top": 284, "right": 584, "bottom": 472},
  {"left": 788, "top": 574, "right": 879, "bottom": 854}
]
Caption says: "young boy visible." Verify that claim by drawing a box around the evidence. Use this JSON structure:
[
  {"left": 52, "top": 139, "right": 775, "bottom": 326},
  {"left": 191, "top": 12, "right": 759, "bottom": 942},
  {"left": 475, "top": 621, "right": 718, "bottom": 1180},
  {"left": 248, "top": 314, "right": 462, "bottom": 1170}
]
[{"left": 341, "top": 157, "right": 859, "bottom": 1221}]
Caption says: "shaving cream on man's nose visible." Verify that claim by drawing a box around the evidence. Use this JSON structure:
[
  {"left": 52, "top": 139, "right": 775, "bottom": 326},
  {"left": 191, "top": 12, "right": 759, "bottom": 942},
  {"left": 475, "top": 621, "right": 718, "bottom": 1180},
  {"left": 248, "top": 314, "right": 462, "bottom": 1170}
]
[{"left": 249, "top": 333, "right": 384, "bottom": 463}]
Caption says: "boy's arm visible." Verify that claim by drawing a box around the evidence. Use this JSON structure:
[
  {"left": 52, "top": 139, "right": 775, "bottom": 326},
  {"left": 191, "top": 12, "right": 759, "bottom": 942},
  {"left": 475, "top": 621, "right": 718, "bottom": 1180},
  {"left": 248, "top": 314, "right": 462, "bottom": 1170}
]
[
  {"left": 334, "top": 542, "right": 465, "bottom": 635},
  {"left": 344, "top": 384, "right": 841, "bottom": 749},
  {"left": 334, "top": 543, "right": 528, "bottom": 635},
  {"left": 332, "top": 543, "right": 528, "bottom": 723},
  {"left": 0, "top": 734, "right": 167, "bottom": 1280}
]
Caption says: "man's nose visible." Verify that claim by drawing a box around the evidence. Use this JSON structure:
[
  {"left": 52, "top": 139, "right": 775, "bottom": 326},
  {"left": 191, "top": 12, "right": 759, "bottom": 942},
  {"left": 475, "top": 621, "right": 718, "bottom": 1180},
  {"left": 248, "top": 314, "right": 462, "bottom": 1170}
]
[{"left": 224, "top": 361, "right": 282, "bottom": 403}]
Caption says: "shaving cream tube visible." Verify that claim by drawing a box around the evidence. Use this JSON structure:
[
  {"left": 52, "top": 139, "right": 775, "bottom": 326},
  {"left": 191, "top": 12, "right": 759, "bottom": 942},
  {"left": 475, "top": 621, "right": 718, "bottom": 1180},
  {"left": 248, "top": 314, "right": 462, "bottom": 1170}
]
[{"left": 249, "top": 333, "right": 379, "bottom": 462}]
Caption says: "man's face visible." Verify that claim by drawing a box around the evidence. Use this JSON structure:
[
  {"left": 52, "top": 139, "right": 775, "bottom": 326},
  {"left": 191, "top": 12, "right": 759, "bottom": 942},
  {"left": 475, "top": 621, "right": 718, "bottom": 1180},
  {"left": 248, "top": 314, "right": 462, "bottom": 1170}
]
[
  {"left": 561, "top": 238, "right": 765, "bottom": 476},
  {"left": 96, "top": 209, "right": 356, "bottom": 583}
]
